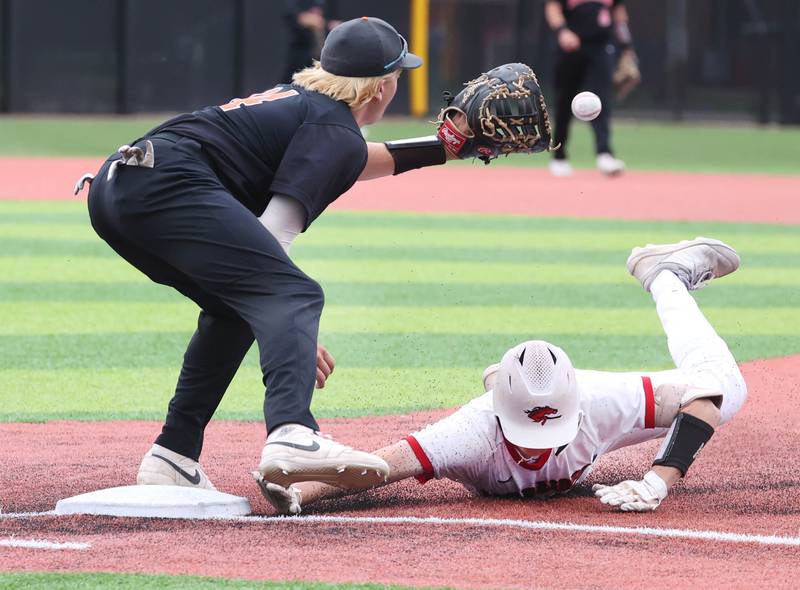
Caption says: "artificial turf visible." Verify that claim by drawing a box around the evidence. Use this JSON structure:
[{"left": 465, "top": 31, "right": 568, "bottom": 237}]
[
  {"left": 1, "top": 202, "right": 798, "bottom": 422},
  {"left": 0, "top": 572, "right": 451, "bottom": 590},
  {"left": 1, "top": 115, "right": 799, "bottom": 174}
]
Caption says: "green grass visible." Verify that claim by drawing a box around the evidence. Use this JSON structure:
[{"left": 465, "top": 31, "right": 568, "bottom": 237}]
[
  {"left": 1, "top": 202, "right": 798, "bottom": 422},
  {"left": 0, "top": 572, "right": 449, "bottom": 590},
  {"left": 1, "top": 115, "right": 799, "bottom": 174}
]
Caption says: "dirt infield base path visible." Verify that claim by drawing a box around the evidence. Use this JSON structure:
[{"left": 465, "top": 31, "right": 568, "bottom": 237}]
[
  {"left": 2, "top": 356, "right": 800, "bottom": 589},
  {"left": 2, "top": 156, "right": 799, "bottom": 224}
]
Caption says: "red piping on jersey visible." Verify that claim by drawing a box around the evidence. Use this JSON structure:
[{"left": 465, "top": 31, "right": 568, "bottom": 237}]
[
  {"left": 642, "top": 375, "right": 655, "bottom": 429},
  {"left": 502, "top": 437, "right": 553, "bottom": 470},
  {"left": 403, "top": 436, "right": 435, "bottom": 484}
]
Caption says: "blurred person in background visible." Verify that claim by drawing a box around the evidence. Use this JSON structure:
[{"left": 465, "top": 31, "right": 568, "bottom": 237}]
[
  {"left": 283, "top": 0, "right": 341, "bottom": 82},
  {"left": 545, "top": 0, "right": 635, "bottom": 177}
]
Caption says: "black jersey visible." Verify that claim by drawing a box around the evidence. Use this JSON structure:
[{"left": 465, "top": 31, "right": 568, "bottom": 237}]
[
  {"left": 555, "top": 0, "right": 622, "bottom": 44},
  {"left": 147, "top": 85, "right": 367, "bottom": 229}
]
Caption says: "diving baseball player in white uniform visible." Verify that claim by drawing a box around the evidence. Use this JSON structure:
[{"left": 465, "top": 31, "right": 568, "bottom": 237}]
[{"left": 254, "top": 237, "right": 747, "bottom": 513}]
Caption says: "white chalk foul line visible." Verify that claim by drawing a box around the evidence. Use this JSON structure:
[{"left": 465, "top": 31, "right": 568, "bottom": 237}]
[
  {"left": 224, "top": 514, "right": 800, "bottom": 547},
  {"left": 0, "top": 510, "right": 56, "bottom": 519},
  {"left": 3, "top": 509, "right": 799, "bottom": 548},
  {"left": 0, "top": 537, "right": 90, "bottom": 550}
]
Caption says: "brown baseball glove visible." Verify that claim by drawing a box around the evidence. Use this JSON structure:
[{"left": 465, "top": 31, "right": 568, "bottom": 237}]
[{"left": 613, "top": 49, "right": 641, "bottom": 101}]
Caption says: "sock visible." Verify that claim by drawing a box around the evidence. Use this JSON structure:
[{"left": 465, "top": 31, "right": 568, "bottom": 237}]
[{"left": 650, "top": 269, "right": 686, "bottom": 300}]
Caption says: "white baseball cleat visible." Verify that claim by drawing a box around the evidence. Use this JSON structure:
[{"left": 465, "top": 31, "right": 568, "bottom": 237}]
[
  {"left": 258, "top": 424, "right": 389, "bottom": 489},
  {"left": 482, "top": 363, "right": 500, "bottom": 392},
  {"left": 596, "top": 152, "right": 625, "bottom": 176},
  {"left": 627, "top": 236, "right": 740, "bottom": 292},
  {"left": 548, "top": 159, "right": 574, "bottom": 177},
  {"left": 136, "top": 444, "right": 216, "bottom": 490}
]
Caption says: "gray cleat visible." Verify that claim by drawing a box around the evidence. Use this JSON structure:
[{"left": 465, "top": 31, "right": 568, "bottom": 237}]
[{"left": 627, "top": 236, "right": 740, "bottom": 292}]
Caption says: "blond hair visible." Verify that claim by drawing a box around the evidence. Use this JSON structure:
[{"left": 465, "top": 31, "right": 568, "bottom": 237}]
[{"left": 292, "top": 61, "right": 395, "bottom": 109}]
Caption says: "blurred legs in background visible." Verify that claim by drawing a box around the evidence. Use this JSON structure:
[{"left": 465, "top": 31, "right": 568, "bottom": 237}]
[{"left": 551, "top": 43, "right": 625, "bottom": 176}]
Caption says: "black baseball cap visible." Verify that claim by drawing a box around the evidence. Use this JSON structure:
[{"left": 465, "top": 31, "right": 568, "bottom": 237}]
[{"left": 321, "top": 17, "right": 423, "bottom": 77}]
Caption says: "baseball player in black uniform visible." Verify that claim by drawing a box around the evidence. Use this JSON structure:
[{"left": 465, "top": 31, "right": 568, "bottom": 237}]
[
  {"left": 545, "top": 0, "right": 633, "bottom": 176},
  {"left": 76, "top": 17, "right": 555, "bottom": 494},
  {"left": 283, "top": 0, "right": 340, "bottom": 82}
]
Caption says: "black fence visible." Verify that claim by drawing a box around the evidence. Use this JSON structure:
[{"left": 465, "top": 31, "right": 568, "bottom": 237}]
[
  {"left": 429, "top": 0, "right": 800, "bottom": 124},
  {"left": 1, "top": 0, "right": 798, "bottom": 123},
  {"left": 0, "top": 0, "right": 409, "bottom": 115}
]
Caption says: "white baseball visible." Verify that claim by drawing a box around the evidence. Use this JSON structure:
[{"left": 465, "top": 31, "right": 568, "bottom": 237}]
[{"left": 571, "top": 91, "right": 602, "bottom": 121}]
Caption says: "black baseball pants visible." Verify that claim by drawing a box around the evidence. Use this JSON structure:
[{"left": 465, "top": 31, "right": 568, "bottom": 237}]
[
  {"left": 87, "top": 135, "right": 323, "bottom": 461},
  {"left": 552, "top": 42, "right": 616, "bottom": 160}
]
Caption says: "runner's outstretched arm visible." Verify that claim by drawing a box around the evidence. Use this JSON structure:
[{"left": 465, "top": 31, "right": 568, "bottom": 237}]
[{"left": 253, "top": 439, "right": 423, "bottom": 514}]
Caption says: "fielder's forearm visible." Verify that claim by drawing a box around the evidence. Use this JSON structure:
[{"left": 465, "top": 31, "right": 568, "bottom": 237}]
[
  {"left": 357, "top": 113, "right": 467, "bottom": 181},
  {"left": 544, "top": 1, "right": 567, "bottom": 31},
  {"left": 295, "top": 439, "right": 425, "bottom": 507},
  {"left": 613, "top": 4, "right": 633, "bottom": 48},
  {"left": 358, "top": 139, "right": 462, "bottom": 181},
  {"left": 358, "top": 142, "right": 399, "bottom": 181}
]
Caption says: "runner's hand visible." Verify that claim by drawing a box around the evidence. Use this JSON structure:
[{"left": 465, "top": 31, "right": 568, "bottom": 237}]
[
  {"left": 252, "top": 471, "right": 302, "bottom": 515},
  {"left": 593, "top": 470, "right": 668, "bottom": 512}
]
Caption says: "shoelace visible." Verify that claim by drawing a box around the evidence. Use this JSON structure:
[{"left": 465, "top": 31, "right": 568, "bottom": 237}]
[{"left": 693, "top": 269, "right": 715, "bottom": 289}]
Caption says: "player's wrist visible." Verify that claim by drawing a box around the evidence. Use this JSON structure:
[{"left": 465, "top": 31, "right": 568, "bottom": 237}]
[
  {"left": 436, "top": 115, "right": 470, "bottom": 159},
  {"left": 648, "top": 466, "right": 678, "bottom": 491},
  {"left": 614, "top": 21, "right": 634, "bottom": 50}
]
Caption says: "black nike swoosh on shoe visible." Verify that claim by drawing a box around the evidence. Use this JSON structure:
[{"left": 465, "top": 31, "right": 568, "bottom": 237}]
[
  {"left": 497, "top": 475, "right": 514, "bottom": 484},
  {"left": 265, "top": 440, "right": 321, "bottom": 452},
  {"left": 151, "top": 453, "right": 202, "bottom": 485}
]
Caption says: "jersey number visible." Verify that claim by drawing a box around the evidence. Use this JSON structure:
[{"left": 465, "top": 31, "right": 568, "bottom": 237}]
[{"left": 219, "top": 88, "right": 299, "bottom": 112}]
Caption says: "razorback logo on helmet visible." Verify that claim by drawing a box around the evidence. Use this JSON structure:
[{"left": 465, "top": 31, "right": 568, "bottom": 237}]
[{"left": 525, "top": 406, "right": 561, "bottom": 426}]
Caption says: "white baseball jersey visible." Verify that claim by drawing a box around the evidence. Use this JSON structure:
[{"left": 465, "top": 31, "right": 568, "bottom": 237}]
[
  {"left": 407, "top": 369, "right": 671, "bottom": 497},
  {"left": 405, "top": 271, "right": 750, "bottom": 497}
]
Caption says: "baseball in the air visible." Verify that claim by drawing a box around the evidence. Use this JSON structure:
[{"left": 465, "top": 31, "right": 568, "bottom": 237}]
[{"left": 571, "top": 91, "right": 602, "bottom": 121}]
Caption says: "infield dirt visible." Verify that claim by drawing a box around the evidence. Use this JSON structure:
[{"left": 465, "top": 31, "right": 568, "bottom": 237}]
[
  {"left": 2, "top": 157, "right": 798, "bottom": 225},
  {"left": 2, "top": 356, "right": 800, "bottom": 589}
]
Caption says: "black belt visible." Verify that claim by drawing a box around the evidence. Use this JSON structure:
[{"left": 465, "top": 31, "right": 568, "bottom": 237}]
[
  {"left": 146, "top": 131, "right": 184, "bottom": 143},
  {"left": 143, "top": 131, "right": 216, "bottom": 171}
]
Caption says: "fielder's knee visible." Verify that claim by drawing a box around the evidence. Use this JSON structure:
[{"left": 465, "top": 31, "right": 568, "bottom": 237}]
[
  {"left": 270, "top": 273, "right": 324, "bottom": 325},
  {"left": 264, "top": 269, "right": 324, "bottom": 309},
  {"left": 297, "top": 274, "right": 324, "bottom": 310}
]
